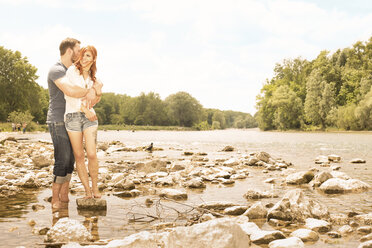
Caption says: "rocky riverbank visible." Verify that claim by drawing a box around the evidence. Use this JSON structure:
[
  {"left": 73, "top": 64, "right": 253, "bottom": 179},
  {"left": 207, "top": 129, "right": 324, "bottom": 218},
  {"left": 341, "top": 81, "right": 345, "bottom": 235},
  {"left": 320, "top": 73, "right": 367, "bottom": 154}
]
[{"left": 0, "top": 134, "right": 371, "bottom": 248}]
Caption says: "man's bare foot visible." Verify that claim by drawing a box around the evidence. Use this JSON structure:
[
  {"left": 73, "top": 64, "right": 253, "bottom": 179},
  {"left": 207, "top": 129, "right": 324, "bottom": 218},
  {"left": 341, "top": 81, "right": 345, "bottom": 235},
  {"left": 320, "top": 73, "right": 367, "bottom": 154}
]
[
  {"left": 93, "top": 193, "right": 102, "bottom": 199},
  {"left": 51, "top": 200, "right": 60, "bottom": 210}
]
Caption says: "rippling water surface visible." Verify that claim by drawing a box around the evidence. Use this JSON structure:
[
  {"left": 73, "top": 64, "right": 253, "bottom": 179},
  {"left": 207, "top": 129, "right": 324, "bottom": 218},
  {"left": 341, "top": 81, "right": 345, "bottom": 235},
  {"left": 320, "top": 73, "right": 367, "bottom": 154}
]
[{"left": 1, "top": 129, "right": 371, "bottom": 247}]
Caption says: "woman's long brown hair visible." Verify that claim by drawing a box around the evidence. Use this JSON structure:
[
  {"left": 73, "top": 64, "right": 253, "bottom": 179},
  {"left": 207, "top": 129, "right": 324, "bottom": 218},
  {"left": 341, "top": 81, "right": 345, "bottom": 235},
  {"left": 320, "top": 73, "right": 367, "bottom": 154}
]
[{"left": 74, "top": 45, "right": 97, "bottom": 83}]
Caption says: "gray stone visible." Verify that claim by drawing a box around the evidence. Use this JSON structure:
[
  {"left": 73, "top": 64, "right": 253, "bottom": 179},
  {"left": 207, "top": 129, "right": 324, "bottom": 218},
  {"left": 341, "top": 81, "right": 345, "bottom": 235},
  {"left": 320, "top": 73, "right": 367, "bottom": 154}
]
[
  {"left": 319, "top": 178, "right": 371, "bottom": 194},
  {"left": 243, "top": 202, "right": 268, "bottom": 219},
  {"left": 184, "top": 178, "right": 206, "bottom": 188},
  {"left": 267, "top": 189, "right": 329, "bottom": 222},
  {"left": 328, "top": 154, "right": 341, "bottom": 162},
  {"left": 32, "top": 155, "right": 52, "bottom": 168},
  {"left": 251, "top": 230, "right": 286, "bottom": 245},
  {"left": 310, "top": 171, "right": 333, "bottom": 187},
  {"left": 45, "top": 218, "right": 92, "bottom": 243},
  {"left": 76, "top": 198, "right": 107, "bottom": 210},
  {"left": 222, "top": 146, "right": 235, "bottom": 152},
  {"left": 355, "top": 213, "right": 372, "bottom": 225},
  {"left": 338, "top": 225, "right": 353, "bottom": 235}
]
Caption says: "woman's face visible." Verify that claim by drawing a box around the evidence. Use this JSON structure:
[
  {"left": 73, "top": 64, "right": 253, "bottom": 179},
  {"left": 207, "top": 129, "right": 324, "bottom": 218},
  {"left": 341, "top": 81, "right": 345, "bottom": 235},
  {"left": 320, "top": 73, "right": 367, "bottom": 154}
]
[{"left": 81, "top": 50, "right": 94, "bottom": 70}]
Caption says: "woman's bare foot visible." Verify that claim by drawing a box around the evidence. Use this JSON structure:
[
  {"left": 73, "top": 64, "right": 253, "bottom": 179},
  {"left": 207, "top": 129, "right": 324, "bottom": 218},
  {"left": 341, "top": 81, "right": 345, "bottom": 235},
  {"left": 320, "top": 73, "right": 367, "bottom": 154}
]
[
  {"left": 51, "top": 200, "right": 60, "bottom": 209},
  {"left": 92, "top": 190, "right": 101, "bottom": 199}
]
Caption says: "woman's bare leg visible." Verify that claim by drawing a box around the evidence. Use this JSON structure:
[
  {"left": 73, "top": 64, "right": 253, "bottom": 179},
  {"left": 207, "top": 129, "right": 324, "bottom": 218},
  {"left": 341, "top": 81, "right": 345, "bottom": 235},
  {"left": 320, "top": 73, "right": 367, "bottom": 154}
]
[
  {"left": 83, "top": 126, "right": 101, "bottom": 198},
  {"left": 67, "top": 131, "right": 92, "bottom": 198}
]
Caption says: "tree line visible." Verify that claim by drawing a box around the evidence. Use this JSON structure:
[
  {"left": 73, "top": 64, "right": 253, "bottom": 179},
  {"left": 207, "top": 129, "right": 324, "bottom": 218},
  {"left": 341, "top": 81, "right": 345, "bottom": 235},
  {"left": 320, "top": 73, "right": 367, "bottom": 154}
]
[
  {"left": 256, "top": 36, "right": 372, "bottom": 131},
  {"left": 0, "top": 46, "right": 256, "bottom": 130}
]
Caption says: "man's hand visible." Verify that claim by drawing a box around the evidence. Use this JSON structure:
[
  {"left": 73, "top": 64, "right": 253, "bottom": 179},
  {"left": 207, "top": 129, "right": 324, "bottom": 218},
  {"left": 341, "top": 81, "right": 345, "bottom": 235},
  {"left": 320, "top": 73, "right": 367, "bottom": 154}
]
[{"left": 85, "top": 88, "right": 96, "bottom": 109}]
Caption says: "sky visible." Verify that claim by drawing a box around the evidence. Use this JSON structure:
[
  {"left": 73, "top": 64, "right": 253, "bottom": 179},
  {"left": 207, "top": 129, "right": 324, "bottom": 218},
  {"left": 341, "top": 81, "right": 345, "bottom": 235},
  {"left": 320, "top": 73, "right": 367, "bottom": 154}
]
[{"left": 0, "top": 0, "right": 371, "bottom": 115}]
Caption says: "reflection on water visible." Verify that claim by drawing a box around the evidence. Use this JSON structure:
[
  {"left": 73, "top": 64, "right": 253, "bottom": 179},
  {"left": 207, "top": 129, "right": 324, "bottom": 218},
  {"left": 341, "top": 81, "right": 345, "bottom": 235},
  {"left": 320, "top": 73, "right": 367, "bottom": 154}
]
[{"left": 1, "top": 129, "right": 372, "bottom": 247}]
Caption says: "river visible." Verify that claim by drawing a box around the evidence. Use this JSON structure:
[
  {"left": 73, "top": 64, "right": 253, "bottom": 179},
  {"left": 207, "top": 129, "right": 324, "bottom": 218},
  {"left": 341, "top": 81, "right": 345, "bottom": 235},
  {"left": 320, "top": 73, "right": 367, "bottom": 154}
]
[{"left": 1, "top": 129, "right": 371, "bottom": 247}]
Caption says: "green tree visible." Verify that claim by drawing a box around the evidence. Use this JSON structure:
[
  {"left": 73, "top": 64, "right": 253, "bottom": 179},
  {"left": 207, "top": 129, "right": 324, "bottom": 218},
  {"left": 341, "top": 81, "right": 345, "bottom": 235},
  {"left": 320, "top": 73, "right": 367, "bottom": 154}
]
[
  {"left": 0, "top": 46, "right": 44, "bottom": 122},
  {"left": 212, "top": 110, "right": 226, "bottom": 129},
  {"left": 269, "top": 85, "right": 303, "bottom": 130},
  {"left": 165, "top": 92, "right": 203, "bottom": 127}
]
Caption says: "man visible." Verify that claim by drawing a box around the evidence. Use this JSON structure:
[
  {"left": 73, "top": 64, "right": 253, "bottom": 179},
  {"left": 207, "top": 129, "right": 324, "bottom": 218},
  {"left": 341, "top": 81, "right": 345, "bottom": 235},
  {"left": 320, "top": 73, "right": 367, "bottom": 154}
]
[{"left": 47, "top": 37, "right": 97, "bottom": 209}]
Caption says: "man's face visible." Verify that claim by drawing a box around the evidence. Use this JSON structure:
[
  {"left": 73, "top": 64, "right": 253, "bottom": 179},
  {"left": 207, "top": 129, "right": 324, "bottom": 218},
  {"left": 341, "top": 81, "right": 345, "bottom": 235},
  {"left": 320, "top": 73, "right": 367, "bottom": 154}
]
[{"left": 71, "top": 43, "right": 81, "bottom": 62}]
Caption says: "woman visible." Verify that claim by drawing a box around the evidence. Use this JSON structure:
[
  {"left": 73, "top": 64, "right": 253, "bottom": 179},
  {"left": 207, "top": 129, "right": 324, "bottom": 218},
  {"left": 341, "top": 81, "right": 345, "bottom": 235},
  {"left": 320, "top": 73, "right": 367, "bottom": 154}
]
[{"left": 63, "top": 45, "right": 103, "bottom": 199}]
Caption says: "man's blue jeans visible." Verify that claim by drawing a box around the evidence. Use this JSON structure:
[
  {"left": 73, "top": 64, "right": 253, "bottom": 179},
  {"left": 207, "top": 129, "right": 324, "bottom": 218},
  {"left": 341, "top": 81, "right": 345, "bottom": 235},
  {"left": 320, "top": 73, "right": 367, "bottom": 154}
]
[{"left": 48, "top": 122, "right": 75, "bottom": 184}]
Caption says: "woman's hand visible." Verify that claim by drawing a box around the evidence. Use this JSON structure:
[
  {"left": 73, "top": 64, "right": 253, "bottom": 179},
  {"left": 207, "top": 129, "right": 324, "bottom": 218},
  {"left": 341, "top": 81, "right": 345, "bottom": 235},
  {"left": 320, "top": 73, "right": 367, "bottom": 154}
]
[{"left": 85, "top": 110, "right": 98, "bottom": 121}]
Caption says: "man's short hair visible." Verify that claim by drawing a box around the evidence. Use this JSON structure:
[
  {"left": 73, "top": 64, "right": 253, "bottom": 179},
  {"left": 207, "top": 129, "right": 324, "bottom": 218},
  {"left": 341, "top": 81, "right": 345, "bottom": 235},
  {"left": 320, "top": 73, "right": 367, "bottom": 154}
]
[{"left": 59, "top": 38, "right": 80, "bottom": 56}]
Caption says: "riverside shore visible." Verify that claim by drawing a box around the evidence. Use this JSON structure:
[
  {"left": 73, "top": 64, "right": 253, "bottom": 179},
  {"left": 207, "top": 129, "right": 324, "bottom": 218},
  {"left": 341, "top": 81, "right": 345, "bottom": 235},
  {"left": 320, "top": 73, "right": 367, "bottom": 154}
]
[{"left": 0, "top": 131, "right": 371, "bottom": 248}]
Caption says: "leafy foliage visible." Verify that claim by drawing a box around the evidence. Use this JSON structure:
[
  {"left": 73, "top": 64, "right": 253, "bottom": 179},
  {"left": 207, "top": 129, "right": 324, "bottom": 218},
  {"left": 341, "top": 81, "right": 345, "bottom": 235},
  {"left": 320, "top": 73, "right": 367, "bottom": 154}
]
[{"left": 256, "top": 36, "right": 372, "bottom": 130}]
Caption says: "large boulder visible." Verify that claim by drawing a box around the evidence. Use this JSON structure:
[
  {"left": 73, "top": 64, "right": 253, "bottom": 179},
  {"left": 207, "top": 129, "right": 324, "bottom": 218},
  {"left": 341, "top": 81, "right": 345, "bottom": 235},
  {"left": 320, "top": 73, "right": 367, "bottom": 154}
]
[
  {"left": 45, "top": 218, "right": 92, "bottom": 243},
  {"left": 166, "top": 218, "right": 250, "bottom": 248},
  {"left": 319, "top": 178, "right": 371, "bottom": 194},
  {"left": 358, "top": 240, "right": 372, "bottom": 248},
  {"left": 243, "top": 202, "right": 268, "bottom": 219},
  {"left": 267, "top": 189, "right": 329, "bottom": 222},
  {"left": 310, "top": 171, "right": 333, "bottom": 187},
  {"left": 355, "top": 213, "right": 372, "bottom": 225}
]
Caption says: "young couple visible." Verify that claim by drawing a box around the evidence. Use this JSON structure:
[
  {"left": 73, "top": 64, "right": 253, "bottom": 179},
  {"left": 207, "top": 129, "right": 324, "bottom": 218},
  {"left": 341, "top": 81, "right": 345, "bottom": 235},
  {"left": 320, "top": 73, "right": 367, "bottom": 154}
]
[{"left": 47, "top": 38, "right": 103, "bottom": 209}]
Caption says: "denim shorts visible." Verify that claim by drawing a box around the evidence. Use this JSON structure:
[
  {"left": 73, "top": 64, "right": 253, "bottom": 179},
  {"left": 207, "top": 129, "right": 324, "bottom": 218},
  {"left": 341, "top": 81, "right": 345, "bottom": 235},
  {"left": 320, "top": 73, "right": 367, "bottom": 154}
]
[
  {"left": 65, "top": 112, "right": 98, "bottom": 132},
  {"left": 48, "top": 122, "right": 75, "bottom": 182}
]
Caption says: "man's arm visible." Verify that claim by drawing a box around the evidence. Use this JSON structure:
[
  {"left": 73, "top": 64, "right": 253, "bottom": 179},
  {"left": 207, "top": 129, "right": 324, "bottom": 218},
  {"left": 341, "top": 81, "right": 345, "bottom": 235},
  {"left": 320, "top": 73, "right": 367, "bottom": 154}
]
[
  {"left": 54, "top": 77, "right": 90, "bottom": 98},
  {"left": 55, "top": 77, "right": 97, "bottom": 108}
]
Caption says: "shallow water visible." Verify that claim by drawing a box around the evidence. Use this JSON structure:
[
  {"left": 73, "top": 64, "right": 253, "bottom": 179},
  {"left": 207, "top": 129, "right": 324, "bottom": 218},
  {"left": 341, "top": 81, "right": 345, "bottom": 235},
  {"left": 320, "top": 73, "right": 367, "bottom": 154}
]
[{"left": 1, "top": 129, "right": 371, "bottom": 247}]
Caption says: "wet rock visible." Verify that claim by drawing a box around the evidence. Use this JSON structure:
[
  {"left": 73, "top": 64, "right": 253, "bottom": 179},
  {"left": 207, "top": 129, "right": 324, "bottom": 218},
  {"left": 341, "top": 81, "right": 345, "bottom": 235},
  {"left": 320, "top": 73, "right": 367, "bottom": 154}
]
[
  {"left": 184, "top": 151, "right": 194, "bottom": 156},
  {"left": 243, "top": 202, "right": 268, "bottom": 219},
  {"left": 184, "top": 177, "right": 206, "bottom": 189},
  {"left": 166, "top": 218, "right": 250, "bottom": 248},
  {"left": 310, "top": 171, "right": 333, "bottom": 187},
  {"left": 111, "top": 173, "right": 127, "bottom": 184},
  {"left": 285, "top": 171, "right": 314, "bottom": 185},
  {"left": 358, "top": 240, "right": 372, "bottom": 248},
  {"left": 223, "top": 206, "right": 248, "bottom": 215},
  {"left": 328, "top": 154, "right": 341, "bottom": 162},
  {"left": 170, "top": 164, "right": 185, "bottom": 171},
  {"left": 45, "top": 218, "right": 92, "bottom": 243},
  {"left": 267, "top": 189, "right": 329, "bottom": 222},
  {"left": 290, "top": 228, "right": 319, "bottom": 242},
  {"left": 268, "top": 237, "right": 304, "bottom": 248},
  {"left": 159, "top": 189, "right": 187, "bottom": 200},
  {"left": 361, "top": 233, "right": 372, "bottom": 242},
  {"left": 319, "top": 178, "right": 371, "bottom": 194},
  {"left": 305, "top": 218, "right": 331, "bottom": 233},
  {"left": 137, "top": 160, "right": 168, "bottom": 173},
  {"left": 358, "top": 226, "right": 372, "bottom": 235},
  {"left": 255, "top": 152, "right": 270, "bottom": 163},
  {"left": 31, "top": 204, "right": 45, "bottom": 211},
  {"left": 315, "top": 155, "right": 329, "bottom": 164},
  {"left": 327, "top": 231, "right": 341, "bottom": 238},
  {"left": 97, "top": 142, "right": 109, "bottom": 151},
  {"left": 330, "top": 213, "right": 349, "bottom": 225},
  {"left": 355, "top": 213, "right": 372, "bottom": 225},
  {"left": 198, "top": 201, "right": 237, "bottom": 210},
  {"left": 223, "top": 158, "right": 239, "bottom": 166},
  {"left": 245, "top": 157, "right": 259, "bottom": 166},
  {"left": 250, "top": 230, "right": 286, "bottom": 245},
  {"left": 35, "top": 172, "right": 49, "bottom": 178},
  {"left": 244, "top": 189, "right": 278, "bottom": 200},
  {"left": 76, "top": 198, "right": 107, "bottom": 210},
  {"left": 154, "top": 176, "right": 175, "bottom": 186},
  {"left": 330, "top": 171, "right": 351, "bottom": 180},
  {"left": 351, "top": 158, "right": 366, "bottom": 164},
  {"left": 114, "top": 179, "right": 135, "bottom": 190},
  {"left": 18, "top": 173, "right": 40, "bottom": 188},
  {"left": 104, "top": 231, "right": 161, "bottom": 248},
  {"left": 32, "top": 155, "right": 52, "bottom": 169},
  {"left": 222, "top": 146, "right": 235, "bottom": 152},
  {"left": 339, "top": 225, "right": 353, "bottom": 235},
  {"left": 114, "top": 190, "right": 140, "bottom": 198}
]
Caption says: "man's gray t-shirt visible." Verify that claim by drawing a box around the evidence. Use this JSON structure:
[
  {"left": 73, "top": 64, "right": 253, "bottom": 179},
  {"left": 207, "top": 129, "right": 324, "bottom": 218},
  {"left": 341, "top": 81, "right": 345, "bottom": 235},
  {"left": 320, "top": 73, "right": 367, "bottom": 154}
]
[{"left": 46, "top": 61, "right": 67, "bottom": 123}]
